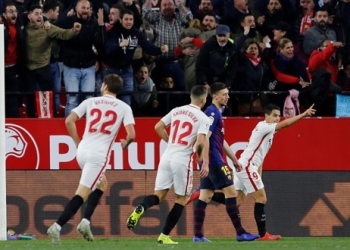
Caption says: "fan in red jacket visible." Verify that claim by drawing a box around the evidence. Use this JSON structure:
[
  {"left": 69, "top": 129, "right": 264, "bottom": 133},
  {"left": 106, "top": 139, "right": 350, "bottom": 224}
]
[{"left": 308, "top": 40, "right": 344, "bottom": 84}]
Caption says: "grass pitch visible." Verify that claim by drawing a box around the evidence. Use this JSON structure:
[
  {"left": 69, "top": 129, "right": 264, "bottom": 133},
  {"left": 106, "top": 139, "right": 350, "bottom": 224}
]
[{"left": 1, "top": 237, "right": 350, "bottom": 250}]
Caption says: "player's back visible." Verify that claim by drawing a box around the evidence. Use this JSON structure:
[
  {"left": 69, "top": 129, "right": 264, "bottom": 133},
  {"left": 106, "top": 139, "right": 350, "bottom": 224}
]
[
  {"left": 162, "top": 104, "right": 209, "bottom": 164},
  {"left": 75, "top": 95, "right": 134, "bottom": 155}
]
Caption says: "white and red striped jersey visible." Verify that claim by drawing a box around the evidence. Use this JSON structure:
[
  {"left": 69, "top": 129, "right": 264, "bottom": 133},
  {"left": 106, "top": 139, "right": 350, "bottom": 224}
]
[
  {"left": 161, "top": 104, "right": 210, "bottom": 165},
  {"left": 238, "top": 121, "right": 277, "bottom": 169},
  {"left": 72, "top": 94, "right": 135, "bottom": 157}
]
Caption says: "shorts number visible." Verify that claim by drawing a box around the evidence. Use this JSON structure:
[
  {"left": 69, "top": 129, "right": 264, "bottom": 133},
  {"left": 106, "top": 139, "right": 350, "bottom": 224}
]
[
  {"left": 221, "top": 165, "right": 231, "bottom": 176},
  {"left": 252, "top": 171, "right": 259, "bottom": 180},
  {"left": 171, "top": 120, "right": 193, "bottom": 145},
  {"left": 88, "top": 109, "right": 117, "bottom": 135}
]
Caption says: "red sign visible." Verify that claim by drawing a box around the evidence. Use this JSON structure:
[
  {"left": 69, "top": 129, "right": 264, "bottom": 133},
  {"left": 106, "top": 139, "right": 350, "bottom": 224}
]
[{"left": 5, "top": 117, "right": 350, "bottom": 171}]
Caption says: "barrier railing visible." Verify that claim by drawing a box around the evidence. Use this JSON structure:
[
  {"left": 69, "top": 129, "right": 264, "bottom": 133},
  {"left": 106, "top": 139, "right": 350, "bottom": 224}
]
[{"left": 5, "top": 90, "right": 350, "bottom": 117}]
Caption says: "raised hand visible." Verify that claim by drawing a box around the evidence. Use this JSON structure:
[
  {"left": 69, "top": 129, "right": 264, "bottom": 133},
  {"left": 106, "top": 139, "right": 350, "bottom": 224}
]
[
  {"left": 43, "top": 21, "right": 51, "bottom": 30},
  {"left": 97, "top": 8, "right": 104, "bottom": 26},
  {"left": 120, "top": 39, "right": 130, "bottom": 47},
  {"left": 73, "top": 22, "right": 82, "bottom": 32},
  {"left": 303, "top": 104, "right": 316, "bottom": 117},
  {"left": 161, "top": 45, "right": 169, "bottom": 53}
]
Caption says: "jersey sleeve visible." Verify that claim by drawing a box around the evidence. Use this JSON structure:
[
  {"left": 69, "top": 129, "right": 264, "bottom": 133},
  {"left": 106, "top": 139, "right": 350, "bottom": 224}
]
[
  {"left": 161, "top": 109, "right": 173, "bottom": 126},
  {"left": 71, "top": 100, "right": 88, "bottom": 118},
  {"left": 198, "top": 116, "right": 211, "bottom": 135},
  {"left": 260, "top": 122, "right": 277, "bottom": 135},
  {"left": 205, "top": 107, "right": 219, "bottom": 132},
  {"left": 123, "top": 105, "right": 135, "bottom": 126}
]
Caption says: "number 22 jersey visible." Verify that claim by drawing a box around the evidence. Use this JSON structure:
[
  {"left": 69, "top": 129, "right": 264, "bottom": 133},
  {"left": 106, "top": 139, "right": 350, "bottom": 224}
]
[{"left": 72, "top": 94, "right": 135, "bottom": 157}]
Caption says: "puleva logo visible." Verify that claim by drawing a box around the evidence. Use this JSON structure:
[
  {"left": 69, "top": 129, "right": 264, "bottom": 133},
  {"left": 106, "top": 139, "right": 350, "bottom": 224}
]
[{"left": 5, "top": 124, "right": 40, "bottom": 170}]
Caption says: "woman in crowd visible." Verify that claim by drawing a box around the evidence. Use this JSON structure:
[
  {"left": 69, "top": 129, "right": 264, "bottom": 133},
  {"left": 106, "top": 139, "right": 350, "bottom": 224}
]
[
  {"left": 233, "top": 40, "right": 271, "bottom": 116},
  {"left": 270, "top": 38, "right": 311, "bottom": 110}
]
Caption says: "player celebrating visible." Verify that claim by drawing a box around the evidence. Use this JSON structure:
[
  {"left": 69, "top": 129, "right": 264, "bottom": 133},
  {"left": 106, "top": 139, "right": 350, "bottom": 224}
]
[
  {"left": 126, "top": 85, "right": 211, "bottom": 244},
  {"left": 193, "top": 82, "right": 259, "bottom": 242},
  {"left": 47, "top": 74, "right": 135, "bottom": 245},
  {"left": 233, "top": 103, "right": 315, "bottom": 240}
]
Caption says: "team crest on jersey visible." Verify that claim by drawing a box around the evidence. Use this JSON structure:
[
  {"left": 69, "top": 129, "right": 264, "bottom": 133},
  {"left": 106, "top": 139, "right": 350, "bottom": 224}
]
[{"left": 209, "top": 116, "right": 214, "bottom": 125}]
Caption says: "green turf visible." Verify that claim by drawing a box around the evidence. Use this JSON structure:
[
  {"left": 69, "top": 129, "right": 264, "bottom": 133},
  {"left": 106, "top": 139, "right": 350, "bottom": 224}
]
[{"left": 1, "top": 237, "right": 350, "bottom": 250}]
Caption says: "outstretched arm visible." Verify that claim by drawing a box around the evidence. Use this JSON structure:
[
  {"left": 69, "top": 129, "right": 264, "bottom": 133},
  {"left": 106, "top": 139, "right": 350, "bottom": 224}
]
[{"left": 275, "top": 104, "right": 316, "bottom": 131}]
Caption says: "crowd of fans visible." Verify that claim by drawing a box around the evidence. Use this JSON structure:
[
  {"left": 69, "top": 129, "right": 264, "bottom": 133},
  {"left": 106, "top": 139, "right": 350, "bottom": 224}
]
[{"left": 2, "top": 0, "right": 350, "bottom": 118}]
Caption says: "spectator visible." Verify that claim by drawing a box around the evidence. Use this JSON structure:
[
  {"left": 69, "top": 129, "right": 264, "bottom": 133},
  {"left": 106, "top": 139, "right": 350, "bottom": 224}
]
[
  {"left": 233, "top": 40, "right": 271, "bottom": 116},
  {"left": 175, "top": 19, "right": 203, "bottom": 90},
  {"left": 132, "top": 3, "right": 157, "bottom": 77},
  {"left": 24, "top": 5, "right": 81, "bottom": 117},
  {"left": 256, "top": 0, "right": 296, "bottom": 39},
  {"left": 196, "top": 24, "right": 247, "bottom": 89},
  {"left": 141, "top": 52, "right": 157, "bottom": 76},
  {"left": 262, "top": 21, "right": 308, "bottom": 67},
  {"left": 43, "top": 0, "right": 64, "bottom": 115},
  {"left": 308, "top": 39, "right": 344, "bottom": 85},
  {"left": 221, "top": 0, "right": 251, "bottom": 34},
  {"left": 307, "top": 39, "right": 343, "bottom": 116},
  {"left": 120, "top": 0, "right": 143, "bottom": 29},
  {"left": 293, "top": 0, "right": 315, "bottom": 40},
  {"left": 3, "top": 2, "right": 25, "bottom": 118},
  {"left": 157, "top": 75, "right": 189, "bottom": 115},
  {"left": 132, "top": 65, "right": 159, "bottom": 116},
  {"left": 233, "top": 13, "right": 264, "bottom": 46},
  {"left": 175, "top": 15, "right": 218, "bottom": 90},
  {"left": 193, "top": 0, "right": 216, "bottom": 20},
  {"left": 142, "top": 0, "right": 193, "bottom": 90},
  {"left": 103, "top": 9, "right": 168, "bottom": 105},
  {"left": 93, "top": 4, "right": 124, "bottom": 95},
  {"left": 55, "top": 0, "right": 104, "bottom": 117},
  {"left": 200, "top": 13, "right": 218, "bottom": 34},
  {"left": 303, "top": 7, "right": 336, "bottom": 56},
  {"left": 270, "top": 38, "right": 311, "bottom": 110}
]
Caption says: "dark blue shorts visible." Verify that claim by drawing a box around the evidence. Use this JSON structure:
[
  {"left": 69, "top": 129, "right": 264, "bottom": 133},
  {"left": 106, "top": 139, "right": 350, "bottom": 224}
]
[{"left": 200, "top": 164, "right": 233, "bottom": 190}]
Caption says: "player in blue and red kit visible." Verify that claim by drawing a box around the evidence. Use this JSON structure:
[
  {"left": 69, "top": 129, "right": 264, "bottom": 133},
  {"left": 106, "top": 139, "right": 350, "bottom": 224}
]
[{"left": 192, "top": 82, "right": 259, "bottom": 242}]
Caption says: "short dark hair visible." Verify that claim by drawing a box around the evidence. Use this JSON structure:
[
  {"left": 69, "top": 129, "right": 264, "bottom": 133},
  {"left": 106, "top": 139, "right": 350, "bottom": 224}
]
[
  {"left": 111, "top": 3, "right": 124, "bottom": 12},
  {"left": 4, "top": 1, "right": 16, "bottom": 12},
  {"left": 264, "top": 103, "right": 280, "bottom": 115},
  {"left": 43, "top": 0, "right": 59, "bottom": 13},
  {"left": 202, "top": 13, "right": 217, "bottom": 23},
  {"left": 120, "top": 8, "right": 134, "bottom": 19},
  {"left": 244, "top": 39, "right": 262, "bottom": 55},
  {"left": 103, "top": 74, "right": 123, "bottom": 94},
  {"left": 314, "top": 6, "right": 329, "bottom": 17},
  {"left": 191, "top": 85, "right": 207, "bottom": 99},
  {"left": 240, "top": 13, "right": 254, "bottom": 23},
  {"left": 28, "top": 5, "right": 42, "bottom": 13},
  {"left": 210, "top": 82, "right": 227, "bottom": 95}
]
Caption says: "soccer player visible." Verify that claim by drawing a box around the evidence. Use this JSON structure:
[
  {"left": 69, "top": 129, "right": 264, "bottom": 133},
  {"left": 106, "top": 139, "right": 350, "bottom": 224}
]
[
  {"left": 233, "top": 103, "right": 315, "bottom": 240},
  {"left": 193, "top": 82, "right": 259, "bottom": 242},
  {"left": 47, "top": 74, "right": 135, "bottom": 245},
  {"left": 126, "top": 85, "right": 211, "bottom": 244}
]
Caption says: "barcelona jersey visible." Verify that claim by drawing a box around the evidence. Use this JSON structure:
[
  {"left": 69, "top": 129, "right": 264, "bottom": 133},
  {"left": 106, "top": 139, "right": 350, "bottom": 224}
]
[{"left": 205, "top": 104, "right": 225, "bottom": 165}]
